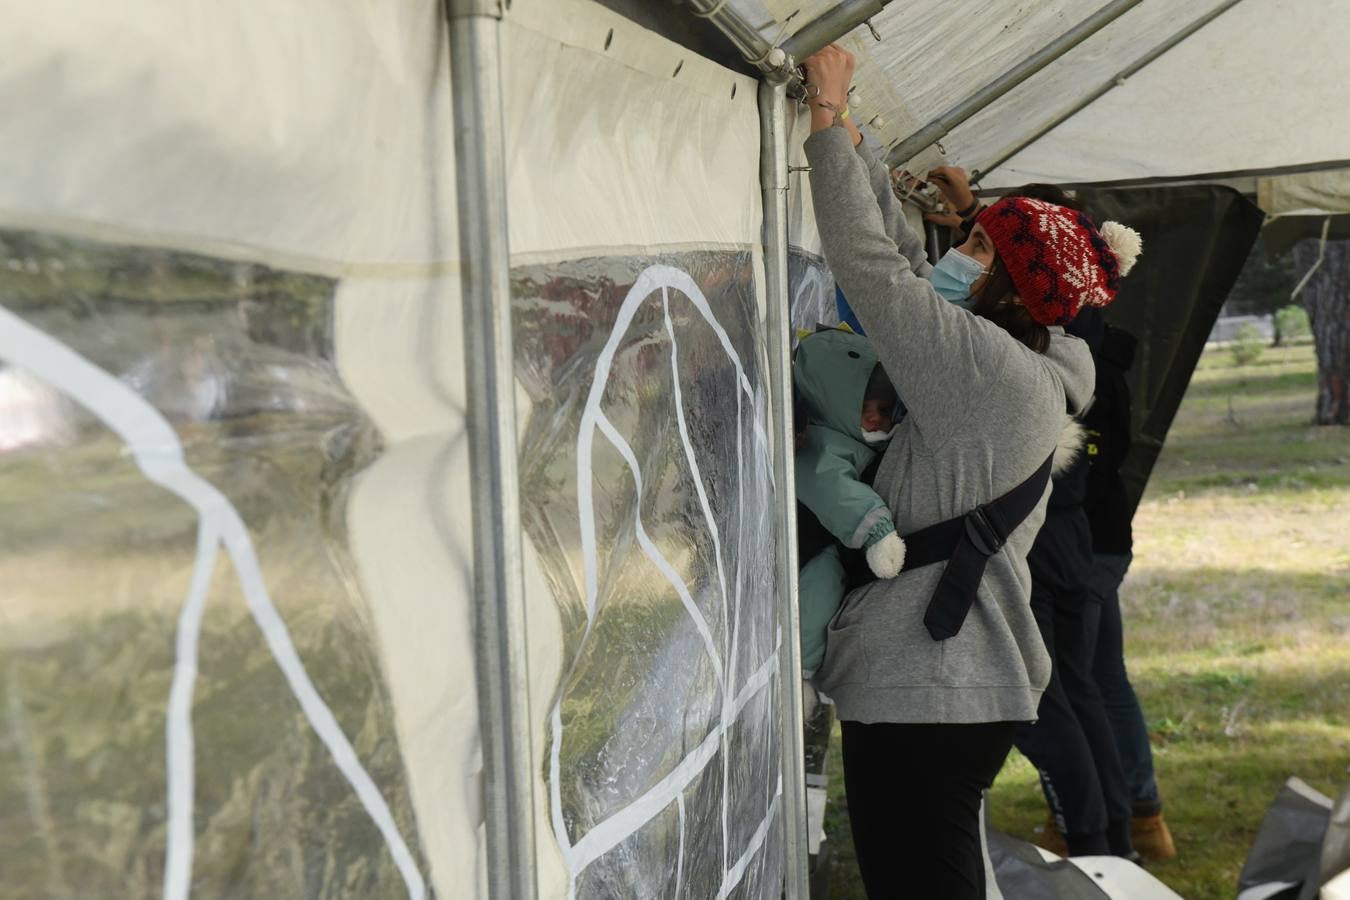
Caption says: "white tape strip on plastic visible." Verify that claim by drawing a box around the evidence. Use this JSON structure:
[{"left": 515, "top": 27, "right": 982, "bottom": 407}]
[
  {"left": 717, "top": 773, "right": 783, "bottom": 900},
  {"left": 564, "top": 642, "right": 780, "bottom": 875}
]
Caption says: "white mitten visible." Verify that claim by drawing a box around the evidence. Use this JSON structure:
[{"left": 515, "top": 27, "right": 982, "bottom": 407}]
[{"left": 865, "top": 531, "right": 906, "bottom": 579}]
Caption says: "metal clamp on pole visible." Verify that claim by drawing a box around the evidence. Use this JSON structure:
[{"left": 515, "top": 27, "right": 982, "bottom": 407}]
[
  {"left": 688, "top": 0, "right": 796, "bottom": 79},
  {"left": 758, "top": 76, "right": 811, "bottom": 900},
  {"left": 690, "top": 0, "right": 895, "bottom": 83},
  {"left": 779, "top": 0, "right": 886, "bottom": 63},
  {"left": 447, "top": 2, "right": 539, "bottom": 899},
  {"left": 885, "top": 0, "right": 1145, "bottom": 169}
]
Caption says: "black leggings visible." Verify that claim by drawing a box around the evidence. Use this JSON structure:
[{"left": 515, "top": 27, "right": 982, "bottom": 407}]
[{"left": 840, "top": 721, "right": 1018, "bottom": 899}]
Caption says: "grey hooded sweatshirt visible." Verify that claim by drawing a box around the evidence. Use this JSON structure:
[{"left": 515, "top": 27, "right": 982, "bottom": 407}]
[{"left": 804, "top": 127, "right": 1095, "bottom": 725}]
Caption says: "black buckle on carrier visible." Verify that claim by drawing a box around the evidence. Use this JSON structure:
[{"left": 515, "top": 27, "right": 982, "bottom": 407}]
[{"left": 963, "top": 506, "right": 1004, "bottom": 557}]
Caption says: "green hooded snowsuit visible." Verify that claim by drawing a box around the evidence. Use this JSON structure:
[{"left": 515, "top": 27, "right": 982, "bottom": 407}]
[{"left": 794, "top": 328, "right": 898, "bottom": 674}]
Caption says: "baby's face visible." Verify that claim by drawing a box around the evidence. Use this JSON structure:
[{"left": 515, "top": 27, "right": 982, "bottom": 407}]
[{"left": 860, "top": 397, "right": 894, "bottom": 434}]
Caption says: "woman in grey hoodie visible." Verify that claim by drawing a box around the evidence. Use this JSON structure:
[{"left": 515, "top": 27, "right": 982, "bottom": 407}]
[{"left": 799, "top": 45, "right": 1141, "bottom": 898}]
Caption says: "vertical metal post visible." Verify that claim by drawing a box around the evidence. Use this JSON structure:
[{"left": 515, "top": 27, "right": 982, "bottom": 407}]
[
  {"left": 446, "top": 3, "right": 538, "bottom": 900},
  {"left": 758, "top": 76, "right": 810, "bottom": 900}
]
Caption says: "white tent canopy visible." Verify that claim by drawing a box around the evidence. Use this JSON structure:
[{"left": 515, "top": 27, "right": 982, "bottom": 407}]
[{"left": 711, "top": 0, "right": 1350, "bottom": 189}]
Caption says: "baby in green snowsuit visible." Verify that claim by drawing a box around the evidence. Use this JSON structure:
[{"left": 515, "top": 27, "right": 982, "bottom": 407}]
[{"left": 793, "top": 328, "right": 906, "bottom": 677}]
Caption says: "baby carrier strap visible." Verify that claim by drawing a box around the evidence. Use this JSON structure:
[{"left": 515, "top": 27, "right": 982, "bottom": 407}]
[
  {"left": 907, "top": 453, "right": 1055, "bottom": 641},
  {"left": 840, "top": 452, "right": 1055, "bottom": 641}
]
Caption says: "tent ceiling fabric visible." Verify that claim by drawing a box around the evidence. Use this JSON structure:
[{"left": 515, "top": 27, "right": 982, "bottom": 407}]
[
  {"left": 713, "top": 0, "right": 1350, "bottom": 188},
  {"left": 970, "top": 0, "right": 1350, "bottom": 186}
]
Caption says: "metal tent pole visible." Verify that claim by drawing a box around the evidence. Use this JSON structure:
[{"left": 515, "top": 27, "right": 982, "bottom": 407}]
[
  {"left": 446, "top": 2, "right": 538, "bottom": 899},
  {"left": 689, "top": 0, "right": 895, "bottom": 79},
  {"left": 971, "top": 0, "right": 1247, "bottom": 184},
  {"left": 687, "top": 0, "right": 793, "bottom": 76},
  {"left": 779, "top": 0, "right": 886, "bottom": 62},
  {"left": 758, "top": 76, "right": 810, "bottom": 900},
  {"left": 885, "top": 0, "right": 1145, "bottom": 169},
  {"left": 924, "top": 220, "right": 941, "bottom": 265}
]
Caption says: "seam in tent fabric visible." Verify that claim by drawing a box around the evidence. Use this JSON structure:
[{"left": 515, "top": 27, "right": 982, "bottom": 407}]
[
  {"left": 0, "top": 305, "right": 428, "bottom": 900},
  {"left": 0, "top": 209, "right": 464, "bottom": 281}
]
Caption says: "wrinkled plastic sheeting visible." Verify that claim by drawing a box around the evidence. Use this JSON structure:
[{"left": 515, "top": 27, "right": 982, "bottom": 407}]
[
  {"left": 1238, "top": 778, "right": 1342, "bottom": 900},
  {"left": 986, "top": 829, "right": 1184, "bottom": 900},
  {"left": 986, "top": 829, "right": 1110, "bottom": 900},
  {"left": 511, "top": 250, "right": 784, "bottom": 898},
  {"left": 0, "top": 229, "right": 431, "bottom": 898},
  {"left": 789, "top": 251, "right": 837, "bottom": 336}
]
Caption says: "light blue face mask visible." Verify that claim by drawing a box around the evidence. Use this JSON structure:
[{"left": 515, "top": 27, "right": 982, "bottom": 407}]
[{"left": 930, "top": 247, "right": 989, "bottom": 305}]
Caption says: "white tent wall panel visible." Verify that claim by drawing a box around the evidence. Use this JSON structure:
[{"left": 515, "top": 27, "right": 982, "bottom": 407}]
[
  {"left": 0, "top": 0, "right": 458, "bottom": 268},
  {"left": 0, "top": 1, "right": 483, "bottom": 898},
  {"left": 502, "top": 2, "right": 785, "bottom": 898},
  {"left": 503, "top": 0, "right": 763, "bottom": 262}
]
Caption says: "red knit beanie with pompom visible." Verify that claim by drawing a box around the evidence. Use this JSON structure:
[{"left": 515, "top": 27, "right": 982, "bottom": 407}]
[{"left": 975, "top": 196, "right": 1141, "bottom": 326}]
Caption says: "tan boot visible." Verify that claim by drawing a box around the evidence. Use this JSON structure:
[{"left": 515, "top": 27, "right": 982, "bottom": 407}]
[
  {"left": 1131, "top": 811, "right": 1177, "bottom": 861},
  {"left": 1036, "top": 814, "right": 1070, "bottom": 858}
]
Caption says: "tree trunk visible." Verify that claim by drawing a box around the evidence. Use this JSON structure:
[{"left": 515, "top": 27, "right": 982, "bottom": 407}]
[{"left": 1292, "top": 238, "right": 1350, "bottom": 425}]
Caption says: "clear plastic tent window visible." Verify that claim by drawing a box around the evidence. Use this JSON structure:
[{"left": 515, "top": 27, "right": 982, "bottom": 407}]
[{"left": 512, "top": 252, "right": 784, "bottom": 897}]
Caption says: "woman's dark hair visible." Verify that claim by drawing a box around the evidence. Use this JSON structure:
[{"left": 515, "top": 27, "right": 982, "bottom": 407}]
[
  {"left": 968, "top": 257, "right": 1050, "bottom": 354},
  {"left": 966, "top": 182, "right": 1089, "bottom": 355}
]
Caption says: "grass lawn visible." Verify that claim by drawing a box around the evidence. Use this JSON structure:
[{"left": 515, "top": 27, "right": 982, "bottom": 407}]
[{"left": 823, "top": 341, "right": 1350, "bottom": 899}]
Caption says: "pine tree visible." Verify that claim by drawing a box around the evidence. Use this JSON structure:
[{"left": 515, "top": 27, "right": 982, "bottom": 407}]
[{"left": 1292, "top": 239, "right": 1350, "bottom": 425}]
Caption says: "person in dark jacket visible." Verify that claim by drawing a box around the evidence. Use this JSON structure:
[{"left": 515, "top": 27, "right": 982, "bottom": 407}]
[
  {"left": 1013, "top": 307, "right": 1139, "bottom": 861},
  {"left": 1082, "top": 324, "right": 1177, "bottom": 860}
]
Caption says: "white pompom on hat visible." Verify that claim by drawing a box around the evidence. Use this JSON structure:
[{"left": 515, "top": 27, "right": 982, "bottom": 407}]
[{"left": 1100, "top": 221, "right": 1143, "bottom": 276}]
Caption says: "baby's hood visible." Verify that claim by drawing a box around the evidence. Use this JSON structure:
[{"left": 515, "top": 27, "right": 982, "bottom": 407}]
[{"left": 793, "top": 329, "right": 882, "bottom": 443}]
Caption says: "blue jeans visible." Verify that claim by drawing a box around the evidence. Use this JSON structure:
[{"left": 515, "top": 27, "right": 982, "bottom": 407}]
[{"left": 1083, "top": 552, "right": 1162, "bottom": 815}]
